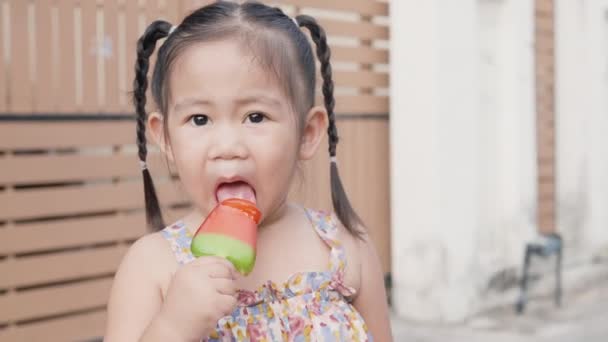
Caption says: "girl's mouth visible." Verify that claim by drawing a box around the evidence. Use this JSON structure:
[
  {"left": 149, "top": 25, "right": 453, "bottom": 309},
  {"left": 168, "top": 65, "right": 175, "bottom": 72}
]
[{"left": 215, "top": 180, "right": 257, "bottom": 204}]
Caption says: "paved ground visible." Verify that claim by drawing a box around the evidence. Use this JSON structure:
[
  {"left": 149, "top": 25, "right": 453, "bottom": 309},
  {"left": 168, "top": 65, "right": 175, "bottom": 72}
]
[{"left": 391, "top": 271, "right": 608, "bottom": 341}]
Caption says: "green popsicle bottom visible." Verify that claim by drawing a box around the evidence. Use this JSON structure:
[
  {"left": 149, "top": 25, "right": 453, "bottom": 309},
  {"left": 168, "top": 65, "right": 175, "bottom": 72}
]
[{"left": 191, "top": 233, "right": 256, "bottom": 275}]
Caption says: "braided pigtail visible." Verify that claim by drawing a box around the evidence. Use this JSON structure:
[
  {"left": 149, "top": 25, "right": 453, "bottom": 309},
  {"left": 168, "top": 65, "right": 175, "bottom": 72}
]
[
  {"left": 296, "top": 15, "right": 364, "bottom": 236},
  {"left": 133, "top": 20, "right": 172, "bottom": 231}
]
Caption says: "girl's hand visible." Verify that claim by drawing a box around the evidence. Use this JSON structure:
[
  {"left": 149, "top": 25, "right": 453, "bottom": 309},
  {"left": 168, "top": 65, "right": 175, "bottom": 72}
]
[{"left": 157, "top": 256, "right": 239, "bottom": 341}]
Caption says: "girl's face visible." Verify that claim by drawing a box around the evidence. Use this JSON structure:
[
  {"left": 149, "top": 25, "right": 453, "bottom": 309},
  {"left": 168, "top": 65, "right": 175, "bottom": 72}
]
[{"left": 150, "top": 40, "right": 314, "bottom": 223}]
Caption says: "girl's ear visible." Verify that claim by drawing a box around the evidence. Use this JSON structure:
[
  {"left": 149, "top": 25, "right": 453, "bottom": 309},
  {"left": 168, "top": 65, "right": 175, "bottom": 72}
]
[
  {"left": 148, "top": 112, "right": 174, "bottom": 162},
  {"left": 299, "top": 105, "right": 328, "bottom": 160}
]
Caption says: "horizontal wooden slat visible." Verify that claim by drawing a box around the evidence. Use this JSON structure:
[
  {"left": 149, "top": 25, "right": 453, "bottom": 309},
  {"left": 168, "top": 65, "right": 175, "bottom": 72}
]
[
  {"left": 0, "top": 213, "right": 146, "bottom": 255},
  {"left": 324, "top": 95, "right": 389, "bottom": 114},
  {"left": 0, "top": 154, "right": 136, "bottom": 184},
  {"left": 333, "top": 70, "right": 389, "bottom": 88},
  {"left": 0, "top": 152, "right": 172, "bottom": 185},
  {"left": 332, "top": 46, "right": 388, "bottom": 64},
  {"left": 319, "top": 18, "right": 388, "bottom": 40},
  {"left": 0, "top": 310, "right": 105, "bottom": 342},
  {"left": 0, "top": 181, "right": 185, "bottom": 221},
  {"left": 0, "top": 278, "right": 112, "bottom": 323},
  {"left": 0, "top": 122, "right": 134, "bottom": 149},
  {"left": 280, "top": 0, "right": 388, "bottom": 16},
  {"left": 0, "top": 245, "right": 127, "bottom": 289},
  {"left": 0, "top": 206, "right": 190, "bottom": 255}
]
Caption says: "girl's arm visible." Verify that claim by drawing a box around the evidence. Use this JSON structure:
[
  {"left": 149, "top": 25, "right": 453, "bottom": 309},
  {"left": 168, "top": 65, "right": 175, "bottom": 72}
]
[
  {"left": 352, "top": 234, "right": 393, "bottom": 341},
  {"left": 104, "top": 234, "right": 183, "bottom": 341}
]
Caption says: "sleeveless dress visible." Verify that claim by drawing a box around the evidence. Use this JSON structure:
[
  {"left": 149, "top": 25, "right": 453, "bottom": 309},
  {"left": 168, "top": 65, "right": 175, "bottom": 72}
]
[{"left": 160, "top": 208, "right": 373, "bottom": 341}]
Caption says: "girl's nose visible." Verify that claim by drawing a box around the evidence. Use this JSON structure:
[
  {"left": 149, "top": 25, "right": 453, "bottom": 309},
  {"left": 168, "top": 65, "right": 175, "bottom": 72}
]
[{"left": 207, "top": 124, "right": 248, "bottom": 160}]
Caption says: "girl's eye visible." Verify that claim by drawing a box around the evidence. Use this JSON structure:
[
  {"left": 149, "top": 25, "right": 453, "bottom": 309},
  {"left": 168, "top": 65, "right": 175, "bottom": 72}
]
[
  {"left": 189, "top": 114, "right": 209, "bottom": 126},
  {"left": 247, "top": 112, "right": 266, "bottom": 124}
]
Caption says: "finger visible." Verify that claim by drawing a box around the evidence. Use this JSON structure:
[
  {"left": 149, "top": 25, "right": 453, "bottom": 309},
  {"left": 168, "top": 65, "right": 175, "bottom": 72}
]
[
  {"left": 213, "top": 278, "right": 237, "bottom": 296},
  {"left": 192, "top": 256, "right": 237, "bottom": 276},
  {"left": 191, "top": 255, "right": 233, "bottom": 268},
  {"left": 190, "top": 263, "right": 233, "bottom": 280}
]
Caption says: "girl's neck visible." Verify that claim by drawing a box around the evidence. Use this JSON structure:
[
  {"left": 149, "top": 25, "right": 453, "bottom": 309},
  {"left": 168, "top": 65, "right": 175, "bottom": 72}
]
[{"left": 181, "top": 200, "right": 291, "bottom": 236}]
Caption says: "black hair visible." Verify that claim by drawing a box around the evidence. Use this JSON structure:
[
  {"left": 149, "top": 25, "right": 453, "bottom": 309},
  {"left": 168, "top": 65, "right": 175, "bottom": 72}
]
[{"left": 133, "top": 0, "right": 363, "bottom": 236}]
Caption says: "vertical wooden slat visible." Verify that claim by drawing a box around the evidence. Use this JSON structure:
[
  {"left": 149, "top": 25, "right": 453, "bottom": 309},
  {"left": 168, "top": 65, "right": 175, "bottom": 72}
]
[
  {"left": 360, "top": 14, "right": 374, "bottom": 96},
  {"left": 144, "top": 0, "right": 162, "bottom": 114},
  {"left": 34, "top": 0, "right": 54, "bottom": 112},
  {"left": 159, "top": 0, "right": 170, "bottom": 21},
  {"left": 535, "top": 0, "right": 556, "bottom": 235},
  {"left": 0, "top": 0, "right": 6, "bottom": 112},
  {"left": 116, "top": 0, "right": 127, "bottom": 111},
  {"left": 80, "top": 0, "right": 98, "bottom": 112},
  {"left": 104, "top": 0, "right": 121, "bottom": 112},
  {"left": 182, "top": 0, "right": 198, "bottom": 13},
  {"left": 145, "top": 0, "right": 161, "bottom": 22},
  {"left": 125, "top": 0, "right": 139, "bottom": 112},
  {"left": 176, "top": 0, "right": 188, "bottom": 16},
  {"left": 8, "top": 0, "right": 32, "bottom": 112},
  {"left": 57, "top": 0, "right": 77, "bottom": 112},
  {"left": 165, "top": 0, "right": 180, "bottom": 23},
  {"left": 148, "top": 0, "right": 161, "bottom": 113}
]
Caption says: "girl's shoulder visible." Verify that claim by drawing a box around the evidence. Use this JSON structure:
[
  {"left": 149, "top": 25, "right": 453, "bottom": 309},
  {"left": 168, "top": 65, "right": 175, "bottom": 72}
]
[
  {"left": 118, "top": 227, "right": 182, "bottom": 293},
  {"left": 104, "top": 227, "right": 182, "bottom": 340}
]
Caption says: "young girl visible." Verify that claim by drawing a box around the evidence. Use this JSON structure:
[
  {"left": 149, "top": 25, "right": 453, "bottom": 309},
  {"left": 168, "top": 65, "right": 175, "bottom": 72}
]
[{"left": 104, "top": 1, "right": 391, "bottom": 341}]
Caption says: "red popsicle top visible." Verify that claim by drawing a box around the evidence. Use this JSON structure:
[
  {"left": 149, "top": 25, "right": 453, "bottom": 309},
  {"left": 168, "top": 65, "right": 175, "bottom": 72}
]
[
  {"left": 222, "top": 198, "right": 261, "bottom": 224},
  {"left": 194, "top": 199, "right": 261, "bottom": 248}
]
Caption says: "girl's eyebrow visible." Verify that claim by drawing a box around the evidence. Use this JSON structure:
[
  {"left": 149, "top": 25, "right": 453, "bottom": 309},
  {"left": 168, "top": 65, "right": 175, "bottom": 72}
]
[
  {"left": 173, "top": 98, "right": 212, "bottom": 112},
  {"left": 174, "top": 95, "right": 281, "bottom": 112},
  {"left": 235, "top": 95, "right": 281, "bottom": 107}
]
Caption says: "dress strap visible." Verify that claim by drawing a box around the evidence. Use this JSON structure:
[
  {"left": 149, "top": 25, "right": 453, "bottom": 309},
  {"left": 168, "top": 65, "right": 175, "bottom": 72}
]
[
  {"left": 159, "top": 220, "right": 195, "bottom": 265},
  {"left": 303, "top": 208, "right": 347, "bottom": 275}
]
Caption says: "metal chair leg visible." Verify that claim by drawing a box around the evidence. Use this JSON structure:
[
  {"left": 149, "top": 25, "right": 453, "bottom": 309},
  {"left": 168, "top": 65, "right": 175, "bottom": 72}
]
[
  {"left": 555, "top": 244, "right": 562, "bottom": 307},
  {"left": 515, "top": 233, "right": 562, "bottom": 314},
  {"left": 516, "top": 245, "right": 534, "bottom": 314}
]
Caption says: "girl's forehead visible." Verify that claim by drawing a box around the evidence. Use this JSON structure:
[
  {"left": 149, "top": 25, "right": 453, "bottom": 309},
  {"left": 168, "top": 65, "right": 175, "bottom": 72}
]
[
  {"left": 166, "top": 39, "right": 294, "bottom": 111},
  {"left": 170, "top": 40, "right": 281, "bottom": 92}
]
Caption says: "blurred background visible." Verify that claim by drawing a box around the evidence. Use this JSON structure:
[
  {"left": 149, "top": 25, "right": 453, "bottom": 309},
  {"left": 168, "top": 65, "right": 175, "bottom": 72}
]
[{"left": 0, "top": 0, "right": 606, "bottom": 341}]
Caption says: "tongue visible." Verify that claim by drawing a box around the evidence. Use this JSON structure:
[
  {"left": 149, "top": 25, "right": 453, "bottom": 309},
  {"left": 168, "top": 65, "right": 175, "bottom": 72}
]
[{"left": 216, "top": 181, "right": 256, "bottom": 204}]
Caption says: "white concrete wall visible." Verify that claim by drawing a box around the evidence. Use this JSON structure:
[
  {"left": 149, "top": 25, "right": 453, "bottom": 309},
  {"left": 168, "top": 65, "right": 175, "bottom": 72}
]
[
  {"left": 390, "top": 0, "right": 536, "bottom": 322},
  {"left": 555, "top": 0, "right": 608, "bottom": 255},
  {"left": 475, "top": 0, "right": 537, "bottom": 293}
]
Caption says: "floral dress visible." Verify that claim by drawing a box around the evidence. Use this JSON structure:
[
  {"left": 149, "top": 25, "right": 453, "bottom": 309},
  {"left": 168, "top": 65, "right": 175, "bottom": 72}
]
[{"left": 160, "top": 208, "right": 373, "bottom": 341}]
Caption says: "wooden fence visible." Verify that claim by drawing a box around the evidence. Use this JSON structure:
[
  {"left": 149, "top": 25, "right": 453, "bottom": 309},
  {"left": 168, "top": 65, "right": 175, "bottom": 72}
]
[{"left": 0, "top": 0, "right": 389, "bottom": 340}]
